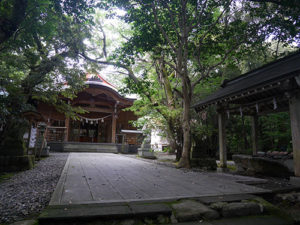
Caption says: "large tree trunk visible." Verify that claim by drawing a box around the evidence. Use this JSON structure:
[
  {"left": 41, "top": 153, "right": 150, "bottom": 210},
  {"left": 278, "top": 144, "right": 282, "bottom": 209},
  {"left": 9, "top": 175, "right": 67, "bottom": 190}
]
[
  {"left": 178, "top": 75, "right": 192, "bottom": 168},
  {"left": 164, "top": 117, "right": 183, "bottom": 160},
  {"left": 178, "top": 96, "right": 191, "bottom": 168},
  {"left": 156, "top": 59, "right": 184, "bottom": 159},
  {"left": 176, "top": 138, "right": 183, "bottom": 161}
]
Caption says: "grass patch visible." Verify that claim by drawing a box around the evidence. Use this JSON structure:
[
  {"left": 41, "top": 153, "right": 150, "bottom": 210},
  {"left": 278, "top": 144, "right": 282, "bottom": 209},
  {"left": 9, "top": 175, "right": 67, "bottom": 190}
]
[
  {"left": 216, "top": 162, "right": 237, "bottom": 171},
  {"left": 157, "top": 159, "right": 176, "bottom": 163},
  {"left": 174, "top": 161, "right": 180, "bottom": 167},
  {"left": 227, "top": 164, "right": 237, "bottom": 171},
  {"left": 0, "top": 172, "right": 15, "bottom": 183}
]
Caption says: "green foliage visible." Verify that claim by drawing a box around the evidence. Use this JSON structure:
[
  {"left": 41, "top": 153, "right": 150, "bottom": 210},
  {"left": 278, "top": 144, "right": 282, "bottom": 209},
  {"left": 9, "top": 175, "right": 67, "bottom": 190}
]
[
  {"left": 191, "top": 44, "right": 295, "bottom": 156},
  {"left": 259, "top": 113, "right": 292, "bottom": 152},
  {"left": 0, "top": 0, "right": 95, "bottom": 152},
  {"left": 95, "top": 0, "right": 298, "bottom": 164},
  {"left": 0, "top": 172, "right": 15, "bottom": 183}
]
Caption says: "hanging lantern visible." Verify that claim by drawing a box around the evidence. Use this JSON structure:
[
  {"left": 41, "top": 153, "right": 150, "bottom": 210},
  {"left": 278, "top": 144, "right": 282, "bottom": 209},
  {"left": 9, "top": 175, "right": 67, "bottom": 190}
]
[
  {"left": 86, "top": 119, "right": 88, "bottom": 123},
  {"left": 101, "top": 118, "right": 104, "bottom": 123}
]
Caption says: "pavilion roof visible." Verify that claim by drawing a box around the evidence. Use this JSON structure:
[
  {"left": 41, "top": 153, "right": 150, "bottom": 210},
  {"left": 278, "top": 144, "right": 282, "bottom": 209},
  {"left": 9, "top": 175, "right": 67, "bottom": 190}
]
[{"left": 193, "top": 51, "right": 300, "bottom": 114}]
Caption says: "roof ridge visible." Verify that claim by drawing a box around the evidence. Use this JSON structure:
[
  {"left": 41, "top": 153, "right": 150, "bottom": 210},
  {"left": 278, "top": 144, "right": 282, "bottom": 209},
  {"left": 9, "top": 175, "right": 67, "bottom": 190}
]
[{"left": 96, "top": 74, "right": 117, "bottom": 89}]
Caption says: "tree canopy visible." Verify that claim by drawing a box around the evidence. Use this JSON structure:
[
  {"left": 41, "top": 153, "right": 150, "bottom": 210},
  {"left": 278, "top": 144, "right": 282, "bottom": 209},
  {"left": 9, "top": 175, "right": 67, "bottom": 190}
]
[
  {"left": 0, "top": 0, "right": 95, "bottom": 151},
  {"left": 90, "top": 0, "right": 297, "bottom": 167},
  {"left": 0, "top": 0, "right": 299, "bottom": 164}
]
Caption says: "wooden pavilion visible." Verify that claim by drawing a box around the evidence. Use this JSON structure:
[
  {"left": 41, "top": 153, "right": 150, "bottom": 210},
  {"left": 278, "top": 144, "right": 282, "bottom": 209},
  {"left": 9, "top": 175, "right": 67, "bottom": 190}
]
[
  {"left": 37, "top": 75, "right": 139, "bottom": 151},
  {"left": 193, "top": 51, "right": 300, "bottom": 177}
]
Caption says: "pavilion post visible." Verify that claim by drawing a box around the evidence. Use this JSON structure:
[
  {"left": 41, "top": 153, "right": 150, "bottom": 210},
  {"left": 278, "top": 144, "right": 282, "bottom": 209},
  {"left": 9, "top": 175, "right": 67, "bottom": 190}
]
[
  {"left": 289, "top": 92, "right": 300, "bottom": 177},
  {"left": 251, "top": 115, "right": 259, "bottom": 156},
  {"left": 218, "top": 111, "right": 227, "bottom": 168},
  {"left": 111, "top": 114, "right": 116, "bottom": 143},
  {"left": 64, "top": 117, "right": 70, "bottom": 142},
  {"left": 26, "top": 120, "right": 33, "bottom": 153}
]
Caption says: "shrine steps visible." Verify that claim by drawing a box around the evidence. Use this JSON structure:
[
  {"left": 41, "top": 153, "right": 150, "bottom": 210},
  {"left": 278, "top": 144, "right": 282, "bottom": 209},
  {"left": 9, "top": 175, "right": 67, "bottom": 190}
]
[{"left": 48, "top": 142, "right": 119, "bottom": 153}]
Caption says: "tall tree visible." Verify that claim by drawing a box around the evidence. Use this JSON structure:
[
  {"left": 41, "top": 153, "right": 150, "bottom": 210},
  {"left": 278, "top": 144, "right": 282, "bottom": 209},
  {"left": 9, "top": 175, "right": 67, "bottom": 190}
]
[
  {"left": 121, "top": 58, "right": 184, "bottom": 160},
  {"left": 100, "top": 0, "right": 271, "bottom": 167},
  {"left": 88, "top": 0, "right": 299, "bottom": 167},
  {"left": 0, "top": 0, "right": 95, "bottom": 153}
]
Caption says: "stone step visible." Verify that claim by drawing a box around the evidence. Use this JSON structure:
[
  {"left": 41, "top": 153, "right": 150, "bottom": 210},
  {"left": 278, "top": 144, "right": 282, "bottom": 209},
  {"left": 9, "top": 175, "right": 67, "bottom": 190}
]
[
  {"left": 197, "top": 194, "right": 257, "bottom": 204},
  {"left": 48, "top": 142, "right": 119, "bottom": 153},
  {"left": 63, "top": 145, "right": 117, "bottom": 151},
  {"left": 63, "top": 148, "right": 117, "bottom": 153},
  {"left": 38, "top": 202, "right": 172, "bottom": 224}
]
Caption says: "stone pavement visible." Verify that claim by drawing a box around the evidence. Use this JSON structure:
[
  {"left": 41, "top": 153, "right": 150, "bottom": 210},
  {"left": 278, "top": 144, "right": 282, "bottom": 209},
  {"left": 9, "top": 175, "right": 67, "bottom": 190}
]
[
  {"left": 171, "top": 216, "right": 292, "bottom": 225},
  {"left": 50, "top": 153, "right": 268, "bottom": 205}
]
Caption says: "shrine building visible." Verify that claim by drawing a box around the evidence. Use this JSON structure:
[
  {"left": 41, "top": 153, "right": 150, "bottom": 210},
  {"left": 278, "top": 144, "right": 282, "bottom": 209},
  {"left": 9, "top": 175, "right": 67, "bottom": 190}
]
[{"left": 37, "top": 75, "right": 140, "bottom": 152}]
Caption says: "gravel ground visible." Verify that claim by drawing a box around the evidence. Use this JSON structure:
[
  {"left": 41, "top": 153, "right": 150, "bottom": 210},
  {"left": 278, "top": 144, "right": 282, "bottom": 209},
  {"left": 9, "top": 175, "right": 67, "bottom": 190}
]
[{"left": 0, "top": 152, "right": 69, "bottom": 224}]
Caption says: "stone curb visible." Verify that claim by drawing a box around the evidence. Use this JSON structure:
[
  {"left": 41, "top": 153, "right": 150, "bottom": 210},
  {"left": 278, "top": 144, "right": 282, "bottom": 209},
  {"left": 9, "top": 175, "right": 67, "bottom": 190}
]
[
  {"left": 167, "top": 215, "right": 293, "bottom": 225},
  {"left": 38, "top": 202, "right": 172, "bottom": 224},
  {"left": 49, "top": 153, "right": 71, "bottom": 205}
]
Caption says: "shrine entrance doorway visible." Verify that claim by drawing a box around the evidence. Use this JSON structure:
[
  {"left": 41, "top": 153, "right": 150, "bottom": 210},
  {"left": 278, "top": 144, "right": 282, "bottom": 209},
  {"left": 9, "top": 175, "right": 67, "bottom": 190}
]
[{"left": 69, "top": 116, "right": 112, "bottom": 143}]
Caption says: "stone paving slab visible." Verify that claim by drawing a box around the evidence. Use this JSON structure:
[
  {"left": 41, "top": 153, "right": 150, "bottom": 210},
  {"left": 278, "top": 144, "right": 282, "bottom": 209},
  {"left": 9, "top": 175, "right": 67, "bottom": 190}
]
[
  {"left": 39, "top": 203, "right": 132, "bottom": 222},
  {"left": 39, "top": 202, "right": 172, "bottom": 223},
  {"left": 50, "top": 153, "right": 269, "bottom": 206},
  {"left": 171, "top": 215, "right": 293, "bottom": 225}
]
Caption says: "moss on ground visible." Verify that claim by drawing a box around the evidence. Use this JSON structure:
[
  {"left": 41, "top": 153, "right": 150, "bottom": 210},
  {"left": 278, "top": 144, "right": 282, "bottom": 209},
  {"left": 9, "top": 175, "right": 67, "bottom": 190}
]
[
  {"left": 157, "top": 159, "right": 176, "bottom": 163},
  {"left": 248, "top": 197, "right": 293, "bottom": 222},
  {"left": 0, "top": 172, "right": 15, "bottom": 183}
]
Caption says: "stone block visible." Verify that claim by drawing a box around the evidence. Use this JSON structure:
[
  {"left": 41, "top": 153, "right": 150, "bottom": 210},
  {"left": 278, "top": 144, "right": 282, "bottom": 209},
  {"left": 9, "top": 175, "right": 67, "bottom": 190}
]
[
  {"left": 275, "top": 193, "right": 297, "bottom": 203},
  {"left": 290, "top": 176, "right": 300, "bottom": 186},
  {"left": 198, "top": 194, "right": 256, "bottom": 204},
  {"left": 172, "top": 200, "right": 220, "bottom": 222},
  {"left": 138, "top": 149, "right": 156, "bottom": 159},
  {"left": 221, "top": 202, "right": 263, "bottom": 218},
  {"left": 210, "top": 202, "right": 228, "bottom": 211},
  {"left": 232, "top": 154, "right": 292, "bottom": 177},
  {"left": 217, "top": 167, "right": 229, "bottom": 172},
  {"left": 40, "top": 146, "right": 49, "bottom": 157},
  {"left": 129, "top": 203, "right": 172, "bottom": 217},
  {"left": 48, "top": 142, "right": 64, "bottom": 152}
]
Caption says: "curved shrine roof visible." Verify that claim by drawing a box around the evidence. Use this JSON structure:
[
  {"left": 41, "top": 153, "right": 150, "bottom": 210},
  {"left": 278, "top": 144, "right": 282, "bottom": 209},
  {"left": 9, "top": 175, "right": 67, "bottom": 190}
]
[{"left": 80, "top": 74, "right": 135, "bottom": 107}]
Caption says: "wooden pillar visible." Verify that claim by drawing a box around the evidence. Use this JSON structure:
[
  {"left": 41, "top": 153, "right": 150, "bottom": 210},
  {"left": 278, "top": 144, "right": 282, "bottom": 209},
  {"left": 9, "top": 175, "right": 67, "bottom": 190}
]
[
  {"left": 64, "top": 117, "right": 70, "bottom": 142},
  {"left": 289, "top": 92, "right": 300, "bottom": 177},
  {"left": 111, "top": 113, "right": 116, "bottom": 143},
  {"left": 26, "top": 120, "right": 33, "bottom": 153},
  {"left": 251, "top": 115, "right": 259, "bottom": 156},
  {"left": 218, "top": 112, "right": 227, "bottom": 168}
]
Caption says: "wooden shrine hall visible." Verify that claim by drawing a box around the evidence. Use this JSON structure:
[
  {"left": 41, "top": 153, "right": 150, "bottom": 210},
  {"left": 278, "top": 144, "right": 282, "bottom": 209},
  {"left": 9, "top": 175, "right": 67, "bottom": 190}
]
[
  {"left": 37, "top": 75, "right": 140, "bottom": 152},
  {"left": 193, "top": 51, "right": 300, "bottom": 177}
]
